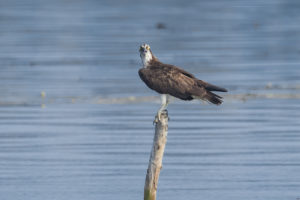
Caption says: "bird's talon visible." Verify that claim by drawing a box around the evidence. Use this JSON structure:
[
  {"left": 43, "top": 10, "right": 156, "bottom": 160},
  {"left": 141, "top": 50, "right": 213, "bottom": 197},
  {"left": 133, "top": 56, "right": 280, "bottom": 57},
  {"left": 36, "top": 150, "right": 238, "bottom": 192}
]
[
  {"left": 153, "top": 115, "right": 159, "bottom": 124},
  {"left": 163, "top": 109, "right": 168, "bottom": 115},
  {"left": 153, "top": 112, "right": 162, "bottom": 124}
]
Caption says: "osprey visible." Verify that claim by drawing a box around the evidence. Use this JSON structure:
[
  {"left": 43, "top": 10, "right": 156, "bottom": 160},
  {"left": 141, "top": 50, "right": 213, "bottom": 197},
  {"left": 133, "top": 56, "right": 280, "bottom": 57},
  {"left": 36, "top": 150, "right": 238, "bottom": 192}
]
[{"left": 138, "top": 44, "right": 227, "bottom": 121}]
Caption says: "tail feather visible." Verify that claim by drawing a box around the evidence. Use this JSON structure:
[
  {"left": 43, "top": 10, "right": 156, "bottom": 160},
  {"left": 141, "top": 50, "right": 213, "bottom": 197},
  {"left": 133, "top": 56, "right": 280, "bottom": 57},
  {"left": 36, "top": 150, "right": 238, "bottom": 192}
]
[
  {"left": 206, "top": 93, "right": 223, "bottom": 105},
  {"left": 193, "top": 91, "right": 223, "bottom": 105},
  {"left": 205, "top": 91, "right": 223, "bottom": 105}
]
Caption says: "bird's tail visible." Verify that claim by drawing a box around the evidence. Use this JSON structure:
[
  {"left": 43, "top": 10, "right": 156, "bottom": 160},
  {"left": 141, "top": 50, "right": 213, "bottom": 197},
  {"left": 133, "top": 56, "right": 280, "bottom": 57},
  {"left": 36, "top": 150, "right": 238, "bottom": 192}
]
[
  {"left": 193, "top": 91, "right": 223, "bottom": 105},
  {"left": 205, "top": 91, "right": 223, "bottom": 105}
]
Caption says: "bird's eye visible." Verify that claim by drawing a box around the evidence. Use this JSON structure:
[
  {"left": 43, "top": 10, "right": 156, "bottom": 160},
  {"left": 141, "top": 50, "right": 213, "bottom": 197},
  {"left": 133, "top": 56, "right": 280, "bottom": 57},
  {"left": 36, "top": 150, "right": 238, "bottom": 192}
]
[{"left": 146, "top": 46, "right": 150, "bottom": 50}]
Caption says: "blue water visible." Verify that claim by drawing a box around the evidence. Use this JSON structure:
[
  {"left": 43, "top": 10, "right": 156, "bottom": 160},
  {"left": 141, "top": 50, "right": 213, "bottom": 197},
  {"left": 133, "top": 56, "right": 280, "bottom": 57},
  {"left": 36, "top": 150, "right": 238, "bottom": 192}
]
[{"left": 0, "top": 0, "right": 300, "bottom": 200}]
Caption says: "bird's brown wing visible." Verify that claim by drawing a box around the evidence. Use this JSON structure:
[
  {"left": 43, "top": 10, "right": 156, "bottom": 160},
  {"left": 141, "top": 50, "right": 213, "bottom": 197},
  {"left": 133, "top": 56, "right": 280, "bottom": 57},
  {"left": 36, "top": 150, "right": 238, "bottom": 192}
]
[
  {"left": 164, "top": 64, "right": 227, "bottom": 92},
  {"left": 197, "top": 80, "right": 228, "bottom": 92},
  {"left": 139, "top": 63, "right": 226, "bottom": 104},
  {"left": 139, "top": 66, "right": 196, "bottom": 100},
  {"left": 168, "top": 65, "right": 195, "bottom": 79}
]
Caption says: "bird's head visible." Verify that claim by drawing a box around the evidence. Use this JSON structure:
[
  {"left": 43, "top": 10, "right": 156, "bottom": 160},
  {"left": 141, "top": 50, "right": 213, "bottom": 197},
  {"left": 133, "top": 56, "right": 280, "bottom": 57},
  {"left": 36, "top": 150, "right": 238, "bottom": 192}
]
[{"left": 139, "top": 43, "right": 153, "bottom": 67}]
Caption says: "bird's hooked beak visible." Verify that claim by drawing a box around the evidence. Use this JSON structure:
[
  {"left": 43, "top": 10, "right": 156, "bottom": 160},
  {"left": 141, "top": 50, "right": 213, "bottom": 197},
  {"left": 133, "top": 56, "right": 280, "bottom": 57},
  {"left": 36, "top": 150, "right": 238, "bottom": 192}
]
[
  {"left": 139, "top": 44, "right": 151, "bottom": 56},
  {"left": 139, "top": 44, "right": 153, "bottom": 66},
  {"left": 139, "top": 48, "right": 146, "bottom": 57},
  {"left": 139, "top": 47, "right": 146, "bottom": 54}
]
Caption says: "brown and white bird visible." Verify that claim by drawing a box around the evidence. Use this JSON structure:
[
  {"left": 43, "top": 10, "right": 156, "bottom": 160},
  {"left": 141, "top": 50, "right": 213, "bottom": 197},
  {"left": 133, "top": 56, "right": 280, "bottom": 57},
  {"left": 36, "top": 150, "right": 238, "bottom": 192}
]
[{"left": 138, "top": 44, "right": 227, "bottom": 120}]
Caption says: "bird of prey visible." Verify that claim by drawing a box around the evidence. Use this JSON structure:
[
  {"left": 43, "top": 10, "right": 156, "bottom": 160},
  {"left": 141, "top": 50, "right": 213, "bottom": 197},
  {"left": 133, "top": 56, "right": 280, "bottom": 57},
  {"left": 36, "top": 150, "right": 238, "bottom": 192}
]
[{"left": 138, "top": 44, "right": 227, "bottom": 121}]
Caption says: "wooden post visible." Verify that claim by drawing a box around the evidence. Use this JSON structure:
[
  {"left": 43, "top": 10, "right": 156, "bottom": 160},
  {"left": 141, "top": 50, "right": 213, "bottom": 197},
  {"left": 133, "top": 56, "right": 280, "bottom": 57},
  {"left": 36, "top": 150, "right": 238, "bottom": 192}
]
[{"left": 144, "top": 111, "right": 168, "bottom": 200}]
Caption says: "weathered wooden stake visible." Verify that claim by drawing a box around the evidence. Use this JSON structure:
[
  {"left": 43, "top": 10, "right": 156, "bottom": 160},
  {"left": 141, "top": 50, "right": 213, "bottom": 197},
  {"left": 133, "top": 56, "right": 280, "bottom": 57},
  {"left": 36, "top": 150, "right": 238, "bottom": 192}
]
[{"left": 144, "top": 110, "right": 168, "bottom": 200}]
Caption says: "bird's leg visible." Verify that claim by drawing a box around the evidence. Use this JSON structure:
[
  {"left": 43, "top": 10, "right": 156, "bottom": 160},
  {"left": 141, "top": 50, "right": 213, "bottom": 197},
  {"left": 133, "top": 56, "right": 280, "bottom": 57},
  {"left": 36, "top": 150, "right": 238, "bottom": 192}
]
[
  {"left": 166, "top": 95, "right": 170, "bottom": 121},
  {"left": 154, "top": 94, "right": 169, "bottom": 124}
]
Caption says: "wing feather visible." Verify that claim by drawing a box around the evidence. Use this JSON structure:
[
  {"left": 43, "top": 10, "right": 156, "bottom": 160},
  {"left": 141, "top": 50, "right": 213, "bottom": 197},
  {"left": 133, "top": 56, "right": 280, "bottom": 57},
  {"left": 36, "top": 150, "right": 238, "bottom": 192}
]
[
  {"left": 139, "top": 66, "right": 196, "bottom": 100},
  {"left": 197, "top": 80, "right": 227, "bottom": 92},
  {"left": 139, "top": 61, "right": 227, "bottom": 103}
]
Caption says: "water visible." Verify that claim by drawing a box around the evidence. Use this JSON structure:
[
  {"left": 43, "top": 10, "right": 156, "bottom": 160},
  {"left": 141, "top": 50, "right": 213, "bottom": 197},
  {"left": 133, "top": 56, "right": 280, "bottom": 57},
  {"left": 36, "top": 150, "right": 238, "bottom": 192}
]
[{"left": 0, "top": 0, "right": 300, "bottom": 200}]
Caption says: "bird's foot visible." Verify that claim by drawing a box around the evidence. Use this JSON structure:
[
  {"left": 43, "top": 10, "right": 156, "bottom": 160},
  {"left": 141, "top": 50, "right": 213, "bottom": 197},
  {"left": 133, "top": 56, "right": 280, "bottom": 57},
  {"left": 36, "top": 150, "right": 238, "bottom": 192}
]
[
  {"left": 153, "top": 110, "right": 168, "bottom": 125},
  {"left": 153, "top": 113, "right": 161, "bottom": 125}
]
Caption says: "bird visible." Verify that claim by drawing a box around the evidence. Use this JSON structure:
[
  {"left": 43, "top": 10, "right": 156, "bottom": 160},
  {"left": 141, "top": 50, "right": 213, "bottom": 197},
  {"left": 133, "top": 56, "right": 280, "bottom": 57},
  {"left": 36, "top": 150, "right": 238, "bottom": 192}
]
[{"left": 138, "top": 44, "right": 227, "bottom": 121}]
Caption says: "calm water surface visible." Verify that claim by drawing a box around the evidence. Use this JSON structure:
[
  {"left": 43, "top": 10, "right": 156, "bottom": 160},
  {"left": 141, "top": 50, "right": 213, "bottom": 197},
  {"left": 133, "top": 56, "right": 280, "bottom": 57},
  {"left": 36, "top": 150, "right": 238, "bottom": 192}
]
[{"left": 0, "top": 0, "right": 300, "bottom": 200}]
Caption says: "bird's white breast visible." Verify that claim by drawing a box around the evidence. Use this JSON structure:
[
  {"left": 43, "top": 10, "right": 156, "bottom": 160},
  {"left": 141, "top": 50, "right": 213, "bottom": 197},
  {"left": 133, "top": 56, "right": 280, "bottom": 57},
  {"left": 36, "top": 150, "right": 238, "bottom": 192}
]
[{"left": 141, "top": 51, "right": 153, "bottom": 67}]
